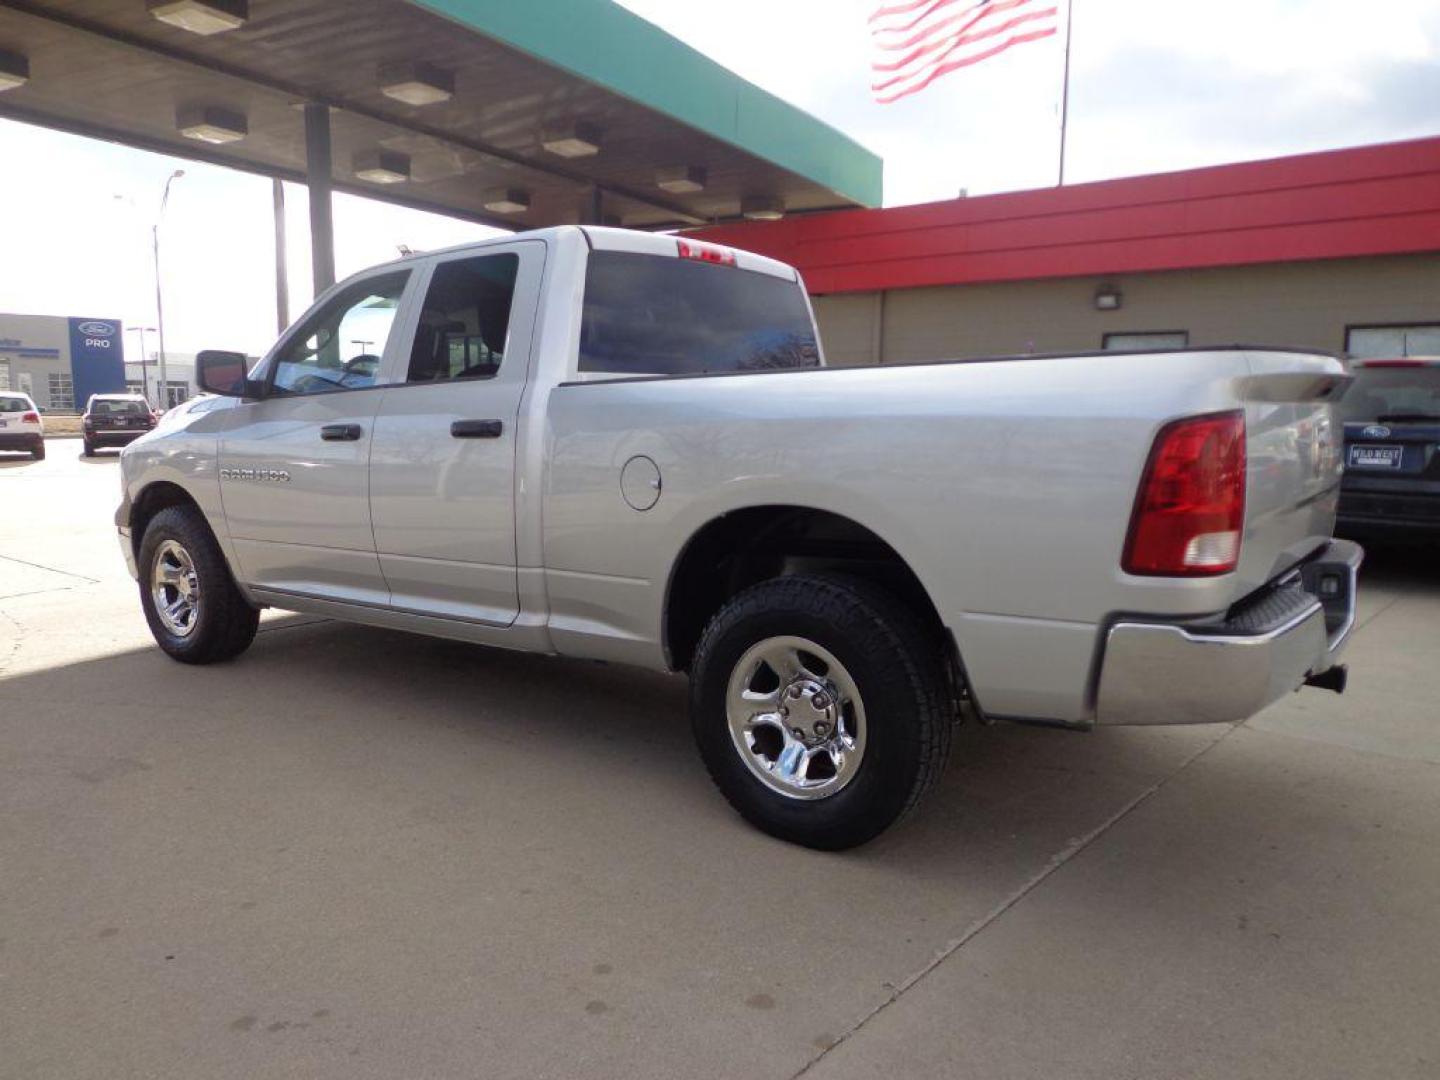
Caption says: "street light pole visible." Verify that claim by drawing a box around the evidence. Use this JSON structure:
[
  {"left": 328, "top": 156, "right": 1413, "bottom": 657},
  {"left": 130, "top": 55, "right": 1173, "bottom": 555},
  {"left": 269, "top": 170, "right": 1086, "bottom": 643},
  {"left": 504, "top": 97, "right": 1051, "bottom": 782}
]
[
  {"left": 125, "top": 326, "right": 158, "bottom": 406},
  {"left": 153, "top": 169, "right": 185, "bottom": 411}
]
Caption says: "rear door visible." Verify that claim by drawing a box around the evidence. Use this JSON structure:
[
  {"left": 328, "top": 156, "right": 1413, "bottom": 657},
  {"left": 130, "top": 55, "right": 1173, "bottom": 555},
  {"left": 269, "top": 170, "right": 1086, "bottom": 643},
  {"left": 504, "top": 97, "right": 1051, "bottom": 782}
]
[
  {"left": 368, "top": 242, "right": 545, "bottom": 625},
  {"left": 218, "top": 268, "right": 416, "bottom": 606}
]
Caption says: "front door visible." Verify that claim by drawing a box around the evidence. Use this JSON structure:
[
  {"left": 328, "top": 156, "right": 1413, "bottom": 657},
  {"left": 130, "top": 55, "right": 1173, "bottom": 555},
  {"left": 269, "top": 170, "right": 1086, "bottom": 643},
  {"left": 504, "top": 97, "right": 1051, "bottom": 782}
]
[
  {"left": 219, "top": 268, "right": 414, "bottom": 606},
  {"left": 368, "top": 243, "right": 544, "bottom": 624}
]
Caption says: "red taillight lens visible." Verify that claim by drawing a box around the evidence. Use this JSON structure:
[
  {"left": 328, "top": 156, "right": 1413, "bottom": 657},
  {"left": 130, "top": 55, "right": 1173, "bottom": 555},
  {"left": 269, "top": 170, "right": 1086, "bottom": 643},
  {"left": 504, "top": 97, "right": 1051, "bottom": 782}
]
[
  {"left": 1123, "top": 411, "right": 1246, "bottom": 577},
  {"left": 676, "top": 239, "right": 737, "bottom": 267},
  {"left": 22, "top": 411, "right": 39, "bottom": 423}
]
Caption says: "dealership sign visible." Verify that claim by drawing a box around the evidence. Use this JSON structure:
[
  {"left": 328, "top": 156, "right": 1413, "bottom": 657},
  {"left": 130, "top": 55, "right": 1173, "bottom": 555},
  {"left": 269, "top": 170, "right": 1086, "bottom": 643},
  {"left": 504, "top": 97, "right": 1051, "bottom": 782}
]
[{"left": 67, "top": 316, "right": 126, "bottom": 407}]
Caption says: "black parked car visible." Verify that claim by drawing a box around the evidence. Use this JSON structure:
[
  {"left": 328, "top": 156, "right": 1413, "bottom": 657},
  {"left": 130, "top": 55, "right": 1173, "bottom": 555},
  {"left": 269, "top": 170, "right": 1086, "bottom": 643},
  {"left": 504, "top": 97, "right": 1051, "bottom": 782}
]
[
  {"left": 82, "top": 394, "right": 157, "bottom": 456},
  {"left": 1337, "top": 358, "right": 1440, "bottom": 542}
]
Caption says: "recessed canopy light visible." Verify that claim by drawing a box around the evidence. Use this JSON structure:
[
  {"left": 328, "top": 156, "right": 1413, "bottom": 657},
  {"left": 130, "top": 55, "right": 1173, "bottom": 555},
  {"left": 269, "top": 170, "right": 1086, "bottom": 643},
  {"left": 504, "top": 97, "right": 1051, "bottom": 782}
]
[
  {"left": 148, "top": 0, "right": 248, "bottom": 35},
  {"left": 353, "top": 149, "right": 411, "bottom": 185},
  {"left": 483, "top": 187, "right": 531, "bottom": 214},
  {"left": 379, "top": 60, "right": 454, "bottom": 106},
  {"left": 0, "top": 48, "right": 29, "bottom": 93},
  {"left": 176, "top": 104, "right": 247, "bottom": 144},
  {"left": 741, "top": 195, "right": 785, "bottom": 222},
  {"left": 656, "top": 165, "right": 707, "bottom": 195},
  {"left": 541, "top": 121, "right": 601, "bottom": 159}
]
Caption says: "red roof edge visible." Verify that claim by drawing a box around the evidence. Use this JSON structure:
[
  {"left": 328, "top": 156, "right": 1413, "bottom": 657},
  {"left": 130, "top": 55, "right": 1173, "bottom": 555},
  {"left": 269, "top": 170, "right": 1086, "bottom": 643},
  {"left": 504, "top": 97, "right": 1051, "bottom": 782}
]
[{"left": 691, "top": 135, "right": 1440, "bottom": 294}]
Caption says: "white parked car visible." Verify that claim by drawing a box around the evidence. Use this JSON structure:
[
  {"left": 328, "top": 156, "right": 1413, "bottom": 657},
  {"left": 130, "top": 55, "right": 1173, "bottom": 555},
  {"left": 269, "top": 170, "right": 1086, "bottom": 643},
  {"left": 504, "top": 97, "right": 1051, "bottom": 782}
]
[
  {"left": 0, "top": 392, "right": 45, "bottom": 460},
  {"left": 116, "top": 228, "right": 1361, "bottom": 848}
]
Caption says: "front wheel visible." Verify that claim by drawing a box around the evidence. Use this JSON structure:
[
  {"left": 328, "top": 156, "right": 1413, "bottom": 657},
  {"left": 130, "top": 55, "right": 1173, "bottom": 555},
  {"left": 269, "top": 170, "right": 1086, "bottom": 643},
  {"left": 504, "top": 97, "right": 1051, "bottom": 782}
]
[
  {"left": 690, "top": 575, "right": 952, "bottom": 850},
  {"left": 138, "top": 505, "right": 259, "bottom": 664}
]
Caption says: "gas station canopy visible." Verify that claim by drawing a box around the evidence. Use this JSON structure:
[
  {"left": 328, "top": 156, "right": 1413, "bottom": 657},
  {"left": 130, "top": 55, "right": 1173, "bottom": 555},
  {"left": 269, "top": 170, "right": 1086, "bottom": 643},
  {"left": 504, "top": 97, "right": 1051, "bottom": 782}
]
[{"left": 0, "top": 0, "right": 882, "bottom": 232}]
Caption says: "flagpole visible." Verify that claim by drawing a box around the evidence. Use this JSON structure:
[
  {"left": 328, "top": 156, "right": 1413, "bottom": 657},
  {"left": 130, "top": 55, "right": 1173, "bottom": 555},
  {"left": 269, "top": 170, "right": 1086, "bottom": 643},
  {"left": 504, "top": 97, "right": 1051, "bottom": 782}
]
[{"left": 1057, "top": 0, "right": 1075, "bottom": 185}]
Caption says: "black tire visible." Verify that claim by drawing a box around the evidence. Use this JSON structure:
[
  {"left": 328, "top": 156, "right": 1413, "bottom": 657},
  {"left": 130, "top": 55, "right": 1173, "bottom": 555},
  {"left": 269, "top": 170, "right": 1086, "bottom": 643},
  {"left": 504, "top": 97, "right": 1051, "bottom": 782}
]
[
  {"left": 83, "top": 440, "right": 94, "bottom": 457},
  {"left": 31, "top": 442, "right": 45, "bottom": 461},
  {"left": 138, "top": 505, "right": 259, "bottom": 664},
  {"left": 690, "top": 574, "right": 952, "bottom": 850}
]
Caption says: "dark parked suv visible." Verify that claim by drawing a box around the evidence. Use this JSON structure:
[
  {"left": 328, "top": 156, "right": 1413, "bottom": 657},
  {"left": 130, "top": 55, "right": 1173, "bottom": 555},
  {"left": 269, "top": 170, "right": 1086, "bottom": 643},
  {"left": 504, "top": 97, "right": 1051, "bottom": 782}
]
[
  {"left": 1337, "top": 358, "right": 1440, "bottom": 541},
  {"left": 83, "top": 394, "right": 156, "bottom": 456}
]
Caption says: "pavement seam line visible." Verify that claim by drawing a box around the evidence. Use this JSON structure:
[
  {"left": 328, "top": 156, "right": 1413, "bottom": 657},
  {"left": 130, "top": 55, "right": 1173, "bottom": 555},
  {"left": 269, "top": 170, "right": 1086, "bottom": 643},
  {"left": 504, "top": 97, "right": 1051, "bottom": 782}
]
[
  {"left": 790, "top": 726, "right": 1239, "bottom": 1079},
  {"left": 0, "top": 552, "right": 101, "bottom": 585}
]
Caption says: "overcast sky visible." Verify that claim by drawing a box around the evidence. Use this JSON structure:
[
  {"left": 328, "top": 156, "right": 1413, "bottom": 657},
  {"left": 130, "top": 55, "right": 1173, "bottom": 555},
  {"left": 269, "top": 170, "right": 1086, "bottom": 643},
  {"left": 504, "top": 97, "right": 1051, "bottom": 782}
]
[{"left": 0, "top": 0, "right": 1436, "bottom": 359}]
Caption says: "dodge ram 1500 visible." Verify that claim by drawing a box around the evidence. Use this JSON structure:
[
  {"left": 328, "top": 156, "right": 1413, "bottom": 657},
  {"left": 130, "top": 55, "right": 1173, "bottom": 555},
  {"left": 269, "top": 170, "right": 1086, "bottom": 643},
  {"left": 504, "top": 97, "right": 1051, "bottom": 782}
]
[{"left": 117, "top": 227, "right": 1360, "bottom": 848}]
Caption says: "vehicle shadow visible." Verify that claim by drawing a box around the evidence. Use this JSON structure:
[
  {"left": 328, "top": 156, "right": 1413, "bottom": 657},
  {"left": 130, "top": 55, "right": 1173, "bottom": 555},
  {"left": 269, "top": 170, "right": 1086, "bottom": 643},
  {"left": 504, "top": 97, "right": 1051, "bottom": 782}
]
[
  {"left": 1355, "top": 539, "right": 1440, "bottom": 594},
  {"left": 0, "top": 455, "right": 42, "bottom": 469},
  {"left": 1, "top": 615, "right": 1220, "bottom": 880}
]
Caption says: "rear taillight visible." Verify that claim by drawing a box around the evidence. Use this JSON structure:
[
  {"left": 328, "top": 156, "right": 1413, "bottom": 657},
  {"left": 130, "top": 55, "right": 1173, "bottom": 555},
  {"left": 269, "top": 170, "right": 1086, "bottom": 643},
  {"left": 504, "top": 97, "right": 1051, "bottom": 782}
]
[
  {"left": 676, "top": 239, "right": 737, "bottom": 267},
  {"left": 1123, "top": 410, "right": 1246, "bottom": 577},
  {"left": 22, "top": 411, "right": 39, "bottom": 423}
]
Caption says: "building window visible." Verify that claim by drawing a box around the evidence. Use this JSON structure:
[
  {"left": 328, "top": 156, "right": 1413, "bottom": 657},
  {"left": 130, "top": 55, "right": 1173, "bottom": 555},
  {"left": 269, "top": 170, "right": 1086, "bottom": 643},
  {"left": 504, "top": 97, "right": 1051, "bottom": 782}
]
[
  {"left": 48, "top": 372, "right": 74, "bottom": 411},
  {"left": 163, "top": 383, "right": 190, "bottom": 408},
  {"left": 1103, "top": 331, "right": 1189, "bottom": 352},
  {"left": 1346, "top": 324, "right": 1440, "bottom": 359}
]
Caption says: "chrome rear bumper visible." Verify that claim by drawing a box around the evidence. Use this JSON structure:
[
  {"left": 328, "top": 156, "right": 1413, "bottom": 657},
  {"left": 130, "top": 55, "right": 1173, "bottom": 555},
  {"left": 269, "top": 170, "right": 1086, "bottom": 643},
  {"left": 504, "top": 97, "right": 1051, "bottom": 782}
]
[{"left": 1095, "top": 539, "right": 1363, "bottom": 725}]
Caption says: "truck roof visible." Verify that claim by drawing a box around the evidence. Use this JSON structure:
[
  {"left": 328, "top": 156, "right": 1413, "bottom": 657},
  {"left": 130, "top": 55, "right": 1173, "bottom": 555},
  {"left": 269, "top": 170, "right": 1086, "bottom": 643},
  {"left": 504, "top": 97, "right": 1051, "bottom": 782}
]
[{"left": 355, "top": 225, "right": 798, "bottom": 284}]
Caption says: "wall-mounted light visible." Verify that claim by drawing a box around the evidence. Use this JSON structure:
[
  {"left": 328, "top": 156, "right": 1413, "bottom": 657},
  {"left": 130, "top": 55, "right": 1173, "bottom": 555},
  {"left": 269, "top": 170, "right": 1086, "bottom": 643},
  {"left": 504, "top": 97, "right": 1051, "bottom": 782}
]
[
  {"left": 148, "top": 0, "right": 248, "bottom": 35},
  {"left": 0, "top": 48, "right": 29, "bottom": 93},
  {"left": 541, "top": 121, "right": 602, "bottom": 159},
  {"left": 483, "top": 187, "right": 531, "bottom": 214},
  {"left": 176, "top": 104, "right": 248, "bottom": 144},
  {"left": 378, "top": 60, "right": 454, "bottom": 106},
  {"left": 656, "top": 165, "right": 707, "bottom": 194},
  {"left": 353, "top": 148, "right": 411, "bottom": 185},
  {"left": 1094, "top": 285, "right": 1123, "bottom": 311},
  {"left": 741, "top": 195, "right": 785, "bottom": 222}
]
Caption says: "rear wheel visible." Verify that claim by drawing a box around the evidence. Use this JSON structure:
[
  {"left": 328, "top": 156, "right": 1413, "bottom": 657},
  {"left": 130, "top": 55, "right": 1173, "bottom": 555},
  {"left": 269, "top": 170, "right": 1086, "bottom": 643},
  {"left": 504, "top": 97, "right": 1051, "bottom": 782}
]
[
  {"left": 690, "top": 575, "right": 952, "bottom": 850},
  {"left": 82, "top": 440, "right": 94, "bottom": 457},
  {"left": 138, "top": 505, "right": 259, "bottom": 664},
  {"left": 31, "top": 441, "right": 44, "bottom": 461}
]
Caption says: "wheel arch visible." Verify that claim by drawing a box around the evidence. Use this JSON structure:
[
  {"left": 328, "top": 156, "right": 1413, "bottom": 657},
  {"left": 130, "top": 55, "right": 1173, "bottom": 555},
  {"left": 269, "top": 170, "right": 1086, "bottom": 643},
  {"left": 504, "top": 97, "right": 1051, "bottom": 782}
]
[
  {"left": 128, "top": 480, "right": 207, "bottom": 563},
  {"left": 662, "top": 504, "right": 952, "bottom": 678}
]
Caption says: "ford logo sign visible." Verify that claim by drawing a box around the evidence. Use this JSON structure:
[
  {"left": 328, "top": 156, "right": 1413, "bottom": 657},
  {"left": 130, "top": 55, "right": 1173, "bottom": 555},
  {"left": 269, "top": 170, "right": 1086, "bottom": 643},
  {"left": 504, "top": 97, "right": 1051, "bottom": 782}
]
[
  {"left": 78, "top": 321, "right": 116, "bottom": 337},
  {"left": 1361, "top": 425, "right": 1392, "bottom": 439}
]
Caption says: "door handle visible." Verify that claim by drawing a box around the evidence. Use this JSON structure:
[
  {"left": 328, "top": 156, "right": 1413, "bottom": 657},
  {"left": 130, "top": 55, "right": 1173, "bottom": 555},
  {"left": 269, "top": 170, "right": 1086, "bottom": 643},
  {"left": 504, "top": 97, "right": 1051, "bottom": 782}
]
[
  {"left": 451, "top": 419, "right": 504, "bottom": 439},
  {"left": 320, "top": 423, "right": 363, "bottom": 441}
]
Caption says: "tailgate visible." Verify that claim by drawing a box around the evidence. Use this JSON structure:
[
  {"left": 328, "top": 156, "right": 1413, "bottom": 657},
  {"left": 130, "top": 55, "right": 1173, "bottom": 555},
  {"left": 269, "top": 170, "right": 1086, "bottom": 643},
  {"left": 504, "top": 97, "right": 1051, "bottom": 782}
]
[{"left": 1231, "top": 352, "right": 1350, "bottom": 597}]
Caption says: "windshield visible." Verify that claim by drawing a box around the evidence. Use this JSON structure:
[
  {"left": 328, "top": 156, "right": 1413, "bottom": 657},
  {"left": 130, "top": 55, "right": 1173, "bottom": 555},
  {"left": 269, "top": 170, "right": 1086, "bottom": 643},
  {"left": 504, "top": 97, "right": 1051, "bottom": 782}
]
[
  {"left": 91, "top": 399, "right": 148, "bottom": 416},
  {"left": 1341, "top": 366, "right": 1440, "bottom": 423},
  {"left": 578, "top": 251, "right": 820, "bottom": 376},
  {"left": 0, "top": 397, "right": 30, "bottom": 414}
]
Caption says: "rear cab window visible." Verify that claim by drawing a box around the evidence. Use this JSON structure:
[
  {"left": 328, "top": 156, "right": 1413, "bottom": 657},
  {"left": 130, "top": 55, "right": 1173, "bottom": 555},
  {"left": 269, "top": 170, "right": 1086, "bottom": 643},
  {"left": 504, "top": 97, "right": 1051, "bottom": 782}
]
[
  {"left": 578, "top": 250, "right": 820, "bottom": 378},
  {"left": 0, "top": 396, "right": 31, "bottom": 414}
]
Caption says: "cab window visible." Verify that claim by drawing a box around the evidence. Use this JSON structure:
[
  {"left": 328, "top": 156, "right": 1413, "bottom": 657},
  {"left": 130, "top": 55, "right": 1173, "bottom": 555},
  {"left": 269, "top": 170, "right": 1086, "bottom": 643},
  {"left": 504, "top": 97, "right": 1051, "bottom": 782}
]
[
  {"left": 578, "top": 251, "right": 819, "bottom": 376},
  {"left": 406, "top": 254, "right": 519, "bottom": 383},
  {"left": 271, "top": 272, "right": 410, "bottom": 395}
]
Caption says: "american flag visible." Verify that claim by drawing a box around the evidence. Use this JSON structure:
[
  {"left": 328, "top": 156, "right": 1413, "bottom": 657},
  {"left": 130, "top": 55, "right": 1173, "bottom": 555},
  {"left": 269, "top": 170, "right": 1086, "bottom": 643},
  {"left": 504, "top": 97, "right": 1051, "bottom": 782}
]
[{"left": 870, "top": 0, "right": 1061, "bottom": 104}]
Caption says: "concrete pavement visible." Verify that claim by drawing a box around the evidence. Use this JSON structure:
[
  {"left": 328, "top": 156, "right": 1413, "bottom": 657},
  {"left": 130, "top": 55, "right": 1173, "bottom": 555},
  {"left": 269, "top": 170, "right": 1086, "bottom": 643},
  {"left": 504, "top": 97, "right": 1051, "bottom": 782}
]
[{"left": 2, "top": 448, "right": 1438, "bottom": 1079}]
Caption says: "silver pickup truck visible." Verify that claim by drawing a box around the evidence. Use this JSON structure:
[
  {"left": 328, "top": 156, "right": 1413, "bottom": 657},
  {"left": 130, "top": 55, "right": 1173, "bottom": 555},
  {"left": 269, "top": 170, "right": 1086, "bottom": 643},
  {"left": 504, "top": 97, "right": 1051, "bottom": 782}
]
[{"left": 117, "top": 227, "right": 1360, "bottom": 848}]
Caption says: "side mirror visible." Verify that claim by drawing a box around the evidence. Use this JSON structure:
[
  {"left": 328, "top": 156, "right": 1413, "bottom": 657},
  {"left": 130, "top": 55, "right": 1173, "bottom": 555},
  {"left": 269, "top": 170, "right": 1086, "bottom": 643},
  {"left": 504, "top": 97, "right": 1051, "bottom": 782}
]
[{"left": 196, "top": 350, "right": 261, "bottom": 398}]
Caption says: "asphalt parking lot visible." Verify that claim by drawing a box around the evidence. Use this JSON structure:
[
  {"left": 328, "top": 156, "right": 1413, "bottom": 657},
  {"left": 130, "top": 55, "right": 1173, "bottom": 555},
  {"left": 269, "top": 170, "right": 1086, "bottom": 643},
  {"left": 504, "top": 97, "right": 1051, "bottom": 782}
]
[{"left": 2, "top": 445, "right": 1439, "bottom": 1080}]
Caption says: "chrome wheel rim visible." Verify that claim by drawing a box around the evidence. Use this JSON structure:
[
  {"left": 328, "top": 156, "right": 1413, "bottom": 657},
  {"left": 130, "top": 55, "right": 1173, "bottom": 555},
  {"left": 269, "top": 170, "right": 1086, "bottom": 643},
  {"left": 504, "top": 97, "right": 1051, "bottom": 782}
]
[
  {"left": 151, "top": 539, "right": 201, "bottom": 638},
  {"left": 725, "top": 635, "right": 866, "bottom": 800}
]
